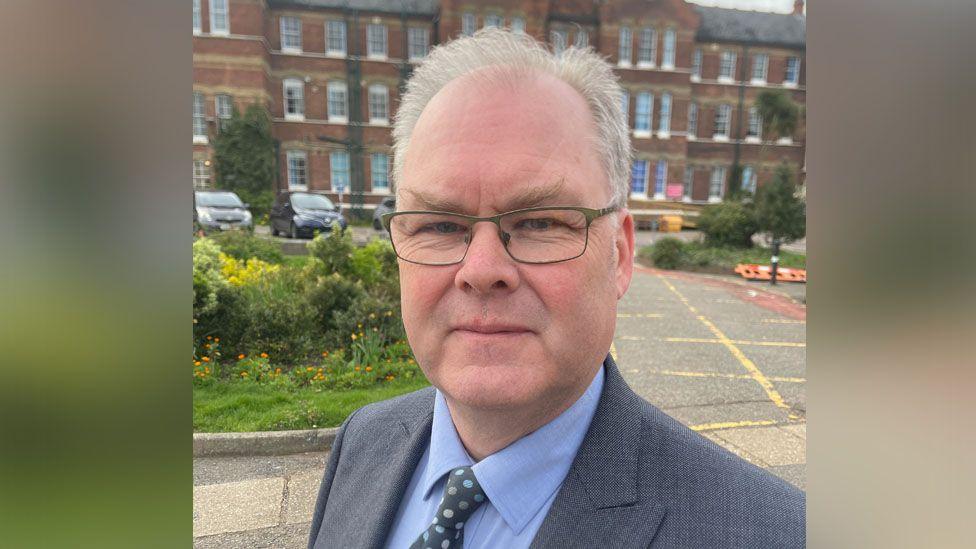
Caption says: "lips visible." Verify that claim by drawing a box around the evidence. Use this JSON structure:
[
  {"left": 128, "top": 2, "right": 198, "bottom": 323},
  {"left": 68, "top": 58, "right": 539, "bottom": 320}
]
[{"left": 452, "top": 322, "right": 533, "bottom": 335}]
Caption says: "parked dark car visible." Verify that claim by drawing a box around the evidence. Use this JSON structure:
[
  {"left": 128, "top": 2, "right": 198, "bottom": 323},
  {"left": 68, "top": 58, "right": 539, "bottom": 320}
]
[
  {"left": 194, "top": 191, "right": 253, "bottom": 232},
  {"left": 269, "top": 191, "right": 347, "bottom": 239},
  {"left": 372, "top": 195, "right": 395, "bottom": 230}
]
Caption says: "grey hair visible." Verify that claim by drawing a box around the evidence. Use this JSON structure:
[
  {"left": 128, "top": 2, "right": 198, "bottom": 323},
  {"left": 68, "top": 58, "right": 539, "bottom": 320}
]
[{"left": 392, "top": 28, "right": 633, "bottom": 209}]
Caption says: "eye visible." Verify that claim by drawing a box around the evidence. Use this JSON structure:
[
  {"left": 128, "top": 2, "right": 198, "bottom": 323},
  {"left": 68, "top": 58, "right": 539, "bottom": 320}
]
[
  {"left": 515, "top": 217, "right": 558, "bottom": 231},
  {"left": 419, "top": 221, "right": 464, "bottom": 234}
]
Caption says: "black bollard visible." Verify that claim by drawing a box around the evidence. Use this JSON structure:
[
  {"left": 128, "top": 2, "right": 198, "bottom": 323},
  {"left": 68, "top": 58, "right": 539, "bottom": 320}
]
[{"left": 770, "top": 238, "right": 781, "bottom": 286}]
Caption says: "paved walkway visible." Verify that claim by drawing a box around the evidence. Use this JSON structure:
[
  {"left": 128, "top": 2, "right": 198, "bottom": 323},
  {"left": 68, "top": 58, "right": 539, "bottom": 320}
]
[{"left": 193, "top": 267, "right": 805, "bottom": 547}]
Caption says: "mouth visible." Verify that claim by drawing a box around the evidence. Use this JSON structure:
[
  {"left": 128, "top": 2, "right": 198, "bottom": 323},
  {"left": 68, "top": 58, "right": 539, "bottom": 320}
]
[{"left": 451, "top": 323, "right": 534, "bottom": 337}]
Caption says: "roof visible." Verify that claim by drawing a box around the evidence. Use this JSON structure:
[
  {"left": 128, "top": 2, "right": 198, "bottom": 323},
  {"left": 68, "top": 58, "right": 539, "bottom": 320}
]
[
  {"left": 268, "top": 0, "right": 439, "bottom": 16},
  {"left": 694, "top": 6, "right": 805, "bottom": 49}
]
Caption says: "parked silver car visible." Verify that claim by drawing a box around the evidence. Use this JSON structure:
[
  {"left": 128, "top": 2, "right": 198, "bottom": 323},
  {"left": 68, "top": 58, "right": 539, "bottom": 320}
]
[
  {"left": 194, "top": 191, "right": 252, "bottom": 232},
  {"left": 372, "top": 196, "right": 395, "bottom": 230}
]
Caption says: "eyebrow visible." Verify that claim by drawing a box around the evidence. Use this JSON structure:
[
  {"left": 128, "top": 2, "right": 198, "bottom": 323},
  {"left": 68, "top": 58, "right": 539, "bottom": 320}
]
[{"left": 402, "top": 179, "right": 570, "bottom": 214}]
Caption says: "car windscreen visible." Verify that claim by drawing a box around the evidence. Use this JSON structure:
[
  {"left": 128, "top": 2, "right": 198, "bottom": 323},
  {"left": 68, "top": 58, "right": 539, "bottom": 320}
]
[
  {"left": 292, "top": 193, "right": 336, "bottom": 211},
  {"left": 196, "top": 192, "right": 244, "bottom": 208}
]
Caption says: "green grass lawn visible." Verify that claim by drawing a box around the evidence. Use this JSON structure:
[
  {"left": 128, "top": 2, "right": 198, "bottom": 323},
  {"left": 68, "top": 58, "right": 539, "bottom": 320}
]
[
  {"left": 282, "top": 255, "right": 312, "bottom": 269},
  {"left": 193, "top": 376, "right": 430, "bottom": 432}
]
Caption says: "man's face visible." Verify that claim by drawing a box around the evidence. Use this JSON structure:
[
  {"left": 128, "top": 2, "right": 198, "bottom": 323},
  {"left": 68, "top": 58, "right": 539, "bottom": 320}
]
[{"left": 397, "top": 71, "right": 635, "bottom": 413}]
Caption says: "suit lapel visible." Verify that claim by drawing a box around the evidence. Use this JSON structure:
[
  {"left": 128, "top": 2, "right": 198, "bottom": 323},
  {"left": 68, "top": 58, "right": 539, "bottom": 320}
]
[{"left": 530, "top": 357, "right": 666, "bottom": 548}]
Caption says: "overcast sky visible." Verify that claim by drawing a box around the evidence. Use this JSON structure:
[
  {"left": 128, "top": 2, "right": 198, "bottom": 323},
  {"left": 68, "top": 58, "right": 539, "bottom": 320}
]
[{"left": 686, "top": 0, "right": 805, "bottom": 14}]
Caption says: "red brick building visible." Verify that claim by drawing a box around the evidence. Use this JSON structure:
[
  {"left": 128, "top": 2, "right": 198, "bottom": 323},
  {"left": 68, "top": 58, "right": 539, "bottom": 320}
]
[{"left": 192, "top": 0, "right": 805, "bottom": 216}]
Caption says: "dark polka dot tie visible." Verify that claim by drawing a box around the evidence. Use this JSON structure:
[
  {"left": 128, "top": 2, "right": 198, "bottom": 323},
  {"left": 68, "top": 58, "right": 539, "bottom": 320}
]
[{"left": 409, "top": 466, "right": 488, "bottom": 549}]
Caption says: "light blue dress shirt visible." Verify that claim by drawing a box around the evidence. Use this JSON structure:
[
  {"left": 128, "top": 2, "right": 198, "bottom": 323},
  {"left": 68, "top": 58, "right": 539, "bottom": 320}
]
[{"left": 384, "top": 366, "right": 605, "bottom": 549}]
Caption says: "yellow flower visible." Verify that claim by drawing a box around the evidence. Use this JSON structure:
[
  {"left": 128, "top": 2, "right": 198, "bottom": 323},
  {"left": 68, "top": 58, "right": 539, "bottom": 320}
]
[
  {"left": 372, "top": 327, "right": 378, "bottom": 332},
  {"left": 357, "top": 323, "right": 363, "bottom": 329},
  {"left": 351, "top": 333, "right": 357, "bottom": 341},
  {"left": 369, "top": 313, "right": 376, "bottom": 319},
  {"left": 240, "top": 372, "right": 248, "bottom": 377}
]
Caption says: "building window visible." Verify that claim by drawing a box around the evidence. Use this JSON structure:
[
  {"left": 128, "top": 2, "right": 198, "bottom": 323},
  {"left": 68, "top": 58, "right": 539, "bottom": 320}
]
[
  {"left": 283, "top": 79, "right": 304, "bottom": 121},
  {"left": 713, "top": 104, "right": 731, "bottom": 139},
  {"left": 193, "top": 0, "right": 201, "bottom": 34},
  {"left": 691, "top": 48, "right": 702, "bottom": 80},
  {"left": 785, "top": 56, "right": 800, "bottom": 85},
  {"left": 209, "top": 0, "right": 228, "bottom": 35},
  {"left": 662, "top": 28, "right": 675, "bottom": 69},
  {"left": 461, "top": 13, "right": 476, "bottom": 36},
  {"left": 215, "top": 94, "right": 233, "bottom": 131},
  {"left": 687, "top": 102, "right": 698, "bottom": 139},
  {"left": 193, "top": 92, "right": 207, "bottom": 142},
  {"left": 709, "top": 166, "right": 726, "bottom": 201},
  {"left": 484, "top": 14, "right": 503, "bottom": 28},
  {"left": 407, "top": 27, "right": 429, "bottom": 60},
  {"left": 751, "top": 53, "right": 768, "bottom": 83},
  {"left": 287, "top": 151, "right": 308, "bottom": 190},
  {"left": 637, "top": 28, "right": 656, "bottom": 67},
  {"left": 330, "top": 150, "right": 350, "bottom": 193},
  {"left": 620, "top": 90, "right": 629, "bottom": 123},
  {"left": 368, "top": 84, "right": 388, "bottom": 124},
  {"left": 683, "top": 166, "right": 694, "bottom": 200},
  {"left": 634, "top": 92, "right": 652, "bottom": 135},
  {"left": 719, "top": 50, "right": 736, "bottom": 81},
  {"left": 747, "top": 106, "right": 762, "bottom": 140},
  {"left": 742, "top": 165, "right": 757, "bottom": 194},
  {"left": 658, "top": 92, "right": 671, "bottom": 136},
  {"left": 327, "top": 81, "right": 348, "bottom": 123},
  {"left": 280, "top": 16, "right": 302, "bottom": 52},
  {"left": 367, "top": 24, "right": 387, "bottom": 59},
  {"left": 630, "top": 160, "right": 648, "bottom": 196},
  {"left": 193, "top": 160, "right": 210, "bottom": 188},
  {"left": 550, "top": 29, "right": 568, "bottom": 55},
  {"left": 326, "top": 20, "right": 347, "bottom": 56},
  {"left": 618, "top": 27, "right": 632, "bottom": 66},
  {"left": 371, "top": 153, "right": 389, "bottom": 192},
  {"left": 574, "top": 29, "right": 588, "bottom": 48},
  {"left": 654, "top": 160, "right": 667, "bottom": 198},
  {"left": 510, "top": 17, "right": 525, "bottom": 34}
]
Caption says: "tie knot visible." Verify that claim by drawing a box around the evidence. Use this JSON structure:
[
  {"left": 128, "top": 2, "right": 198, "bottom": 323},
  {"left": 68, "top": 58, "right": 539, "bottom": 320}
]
[{"left": 435, "top": 467, "right": 487, "bottom": 528}]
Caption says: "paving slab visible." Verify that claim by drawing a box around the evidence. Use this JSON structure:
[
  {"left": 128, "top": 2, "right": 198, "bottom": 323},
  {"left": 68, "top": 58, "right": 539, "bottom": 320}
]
[
  {"left": 194, "top": 452, "right": 328, "bottom": 486},
  {"left": 780, "top": 422, "right": 806, "bottom": 441},
  {"left": 285, "top": 470, "right": 325, "bottom": 525},
  {"left": 193, "top": 477, "right": 285, "bottom": 537},
  {"left": 710, "top": 425, "right": 806, "bottom": 467},
  {"left": 662, "top": 400, "right": 792, "bottom": 427},
  {"left": 768, "top": 464, "right": 806, "bottom": 490},
  {"left": 194, "top": 522, "right": 311, "bottom": 549},
  {"left": 701, "top": 432, "right": 769, "bottom": 468}
]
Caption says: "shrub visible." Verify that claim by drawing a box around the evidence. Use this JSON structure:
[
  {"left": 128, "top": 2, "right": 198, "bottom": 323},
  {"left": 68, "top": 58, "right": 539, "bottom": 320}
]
[
  {"left": 193, "top": 238, "right": 228, "bottom": 317},
  {"left": 209, "top": 230, "right": 284, "bottom": 264},
  {"left": 646, "top": 237, "right": 687, "bottom": 270},
  {"left": 697, "top": 201, "right": 758, "bottom": 248},
  {"left": 754, "top": 164, "right": 806, "bottom": 244},
  {"left": 306, "top": 273, "right": 367, "bottom": 336},
  {"left": 307, "top": 225, "right": 356, "bottom": 277},
  {"left": 219, "top": 253, "right": 281, "bottom": 287}
]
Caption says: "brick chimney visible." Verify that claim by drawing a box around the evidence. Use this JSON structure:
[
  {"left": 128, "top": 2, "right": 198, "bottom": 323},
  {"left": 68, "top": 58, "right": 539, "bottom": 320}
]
[{"left": 793, "top": 0, "right": 805, "bottom": 15}]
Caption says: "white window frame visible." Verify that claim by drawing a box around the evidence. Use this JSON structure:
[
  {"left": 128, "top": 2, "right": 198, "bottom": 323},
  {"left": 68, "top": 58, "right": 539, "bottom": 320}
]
[
  {"left": 550, "top": 29, "right": 568, "bottom": 56},
  {"left": 746, "top": 106, "right": 762, "bottom": 143},
  {"left": 326, "top": 20, "right": 347, "bottom": 57},
  {"left": 286, "top": 151, "right": 308, "bottom": 190},
  {"left": 327, "top": 81, "right": 348, "bottom": 124},
  {"left": 637, "top": 28, "right": 656, "bottom": 68},
  {"left": 283, "top": 79, "right": 305, "bottom": 121},
  {"left": 634, "top": 92, "right": 653, "bottom": 137},
  {"left": 687, "top": 102, "right": 698, "bottom": 140},
  {"left": 751, "top": 53, "right": 768, "bottom": 85},
  {"left": 209, "top": 0, "right": 229, "bottom": 36},
  {"left": 193, "top": 159, "right": 210, "bottom": 188},
  {"left": 654, "top": 160, "right": 668, "bottom": 199},
  {"left": 215, "top": 94, "right": 233, "bottom": 131},
  {"left": 193, "top": 0, "right": 202, "bottom": 35},
  {"left": 718, "top": 50, "right": 736, "bottom": 83},
  {"left": 407, "top": 27, "right": 429, "bottom": 61},
  {"left": 657, "top": 92, "right": 671, "bottom": 138},
  {"left": 193, "top": 92, "right": 207, "bottom": 143},
  {"left": 691, "top": 48, "right": 702, "bottom": 81},
  {"left": 662, "top": 28, "right": 676, "bottom": 70},
  {"left": 368, "top": 84, "right": 389, "bottom": 125},
  {"left": 366, "top": 24, "right": 387, "bottom": 60},
  {"left": 280, "top": 16, "right": 302, "bottom": 53},
  {"left": 461, "top": 13, "right": 476, "bottom": 36},
  {"left": 370, "top": 153, "right": 389, "bottom": 192},
  {"left": 713, "top": 104, "right": 731, "bottom": 141},
  {"left": 330, "top": 150, "right": 350, "bottom": 193},
  {"left": 682, "top": 166, "right": 694, "bottom": 202},
  {"left": 618, "top": 27, "right": 632, "bottom": 67},
  {"left": 630, "top": 159, "right": 649, "bottom": 197},
  {"left": 709, "top": 166, "right": 726, "bottom": 202},
  {"left": 784, "top": 56, "right": 800, "bottom": 87},
  {"left": 510, "top": 17, "right": 525, "bottom": 34},
  {"left": 574, "top": 29, "right": 588, "bottom": 48},
  {"left": 484, "top": 14, "right": 503, "bottom": 29}
]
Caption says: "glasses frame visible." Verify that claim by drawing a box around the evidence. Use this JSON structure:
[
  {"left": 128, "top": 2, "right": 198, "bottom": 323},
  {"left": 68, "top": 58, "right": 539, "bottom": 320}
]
[{"left": 381, "top": 205, "right": 619, "bottom": 266}]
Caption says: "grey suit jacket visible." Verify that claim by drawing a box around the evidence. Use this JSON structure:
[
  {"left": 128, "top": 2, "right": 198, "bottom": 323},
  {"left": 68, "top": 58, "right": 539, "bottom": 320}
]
[{"left": 308, "top": 356, "right": 805, "bottom": 548}]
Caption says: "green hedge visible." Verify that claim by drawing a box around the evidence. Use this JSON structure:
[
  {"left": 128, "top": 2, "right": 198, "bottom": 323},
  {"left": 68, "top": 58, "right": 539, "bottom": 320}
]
[{"left": 638, "top": 238, "right": 805, "bottom": 272}]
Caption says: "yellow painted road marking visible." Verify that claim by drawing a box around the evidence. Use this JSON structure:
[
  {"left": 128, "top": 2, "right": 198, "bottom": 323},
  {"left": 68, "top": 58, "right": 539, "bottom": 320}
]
[
  {"left": 664, "top": 337, "right": 806, "bottom": 348},
  {"left": 609, "top": 342, "right": 618, "bottom": 361},
  {"left": 658, "top": 275, "right": 800, "bottom": 420},
  {"left": 762, "top": 319, "right": 806, "bottom": 324},
  {"left": 617, "top": 335, "right": 646, "bottom": 341},
  {"left": 648, "top": 369, "right": 805, "bottom": 383},
  {"left": 617, "top": 313, "right": 664, "bottom": 318},
  {"left": 691, "top": 420, "right": 779, "bottom": 432}
]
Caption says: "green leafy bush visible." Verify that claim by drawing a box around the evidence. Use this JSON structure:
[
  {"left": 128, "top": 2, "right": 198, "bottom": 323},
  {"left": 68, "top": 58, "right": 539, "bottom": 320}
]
[
  {"left": 209, "top": 230, "right": 283, "bottom": 264},
  {"left": 696, "top": 201, "right": 759, "bottom": 248},
  {"left": 645, "top": 237, "right": 687, "bottom": 269},
  {"left": 307, "top": 225, "right": 356, "bottom": 276},
  {"left": 754, "top": 165, "right": 806, "bottom": 243},
  {"left": 193, "top": 238, "right": 228, "bottom": 317}
]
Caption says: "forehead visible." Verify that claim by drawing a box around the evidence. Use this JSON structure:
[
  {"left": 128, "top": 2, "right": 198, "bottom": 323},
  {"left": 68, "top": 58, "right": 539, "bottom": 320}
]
[{"left": 399, "top": 70, "right": 608, "bottom": 214}]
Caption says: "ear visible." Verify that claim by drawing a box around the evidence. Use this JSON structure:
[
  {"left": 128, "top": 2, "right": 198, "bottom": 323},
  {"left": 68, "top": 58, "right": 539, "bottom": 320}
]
[{"left": 614, "top": 209, "right": 636, "bottom": 299}]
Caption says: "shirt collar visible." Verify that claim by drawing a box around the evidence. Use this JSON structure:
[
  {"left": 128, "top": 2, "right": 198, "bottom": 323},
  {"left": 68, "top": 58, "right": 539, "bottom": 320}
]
[{"left": 422, "top": 365, "right": 605, "bottom": 535}]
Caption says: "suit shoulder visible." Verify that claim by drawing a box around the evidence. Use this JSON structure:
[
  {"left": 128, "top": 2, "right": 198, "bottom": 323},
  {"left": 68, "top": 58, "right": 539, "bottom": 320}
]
[{"left": 343, "top": 385, "right": 435, "bottom": 436}]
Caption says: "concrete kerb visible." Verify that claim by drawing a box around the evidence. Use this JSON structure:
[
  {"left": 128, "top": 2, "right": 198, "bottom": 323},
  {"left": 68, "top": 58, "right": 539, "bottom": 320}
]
[{"left": 194, "top": 427, "right": 339, "bottom": 458}]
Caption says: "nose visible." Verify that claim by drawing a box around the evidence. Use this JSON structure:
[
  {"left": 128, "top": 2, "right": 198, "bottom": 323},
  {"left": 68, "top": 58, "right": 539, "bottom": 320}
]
[{"left": 454, "top": 222, "right": 520, "bottom": 295}]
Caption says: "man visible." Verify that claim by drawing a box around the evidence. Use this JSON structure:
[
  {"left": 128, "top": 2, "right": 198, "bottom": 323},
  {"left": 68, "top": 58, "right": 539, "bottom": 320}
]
[{"left": 309, "top": 29, "right": 804, "bottom": 549}]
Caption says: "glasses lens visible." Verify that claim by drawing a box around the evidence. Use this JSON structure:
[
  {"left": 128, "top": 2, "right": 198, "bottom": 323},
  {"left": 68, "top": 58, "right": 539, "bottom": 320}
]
[
  {"left": 389, "top": 213, "right": 472, "bottom": 265},
  {"left": 500, "top": 209, "right": 588, "bottom": 263}
]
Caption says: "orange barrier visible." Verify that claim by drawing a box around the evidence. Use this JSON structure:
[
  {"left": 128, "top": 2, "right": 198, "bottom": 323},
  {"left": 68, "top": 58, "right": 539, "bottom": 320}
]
[{"left": 734, "top": 264, "right": 807, "bottom": 283}]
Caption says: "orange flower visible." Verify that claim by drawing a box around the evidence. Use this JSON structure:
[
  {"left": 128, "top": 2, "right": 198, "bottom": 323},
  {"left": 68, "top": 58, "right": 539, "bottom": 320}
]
[
  {"left": 260, "top": 352, "right": 268, "bottom": 359},
  {"left": 206, "top": 336, "right": 212, "bottom": 340},
  {"left": 238, "top": 354, "right": 245, "bottom": 360},
  {"left": 322, "top": 351, "right": 329, "bottom": 357},
  {"left": 214, "top": 338, "right": 219, "bottom": 342},
  {"left": 201, "top": 357, "right": 210, "bottom": 363},
  {"left": 365, "top": 366, "right": 373, "bottom": 372},
  {"left": 194, "top": 361, "right": 201, "bottom": 366},
  {"left": 355, "top": 366, "right": 361, "bottom": 371},
  {"left": 306, "top": 366, "right": 314, "bottom": 372},
  {"left": 275, "top": 368, "right": 281, "bottom": 374}
]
